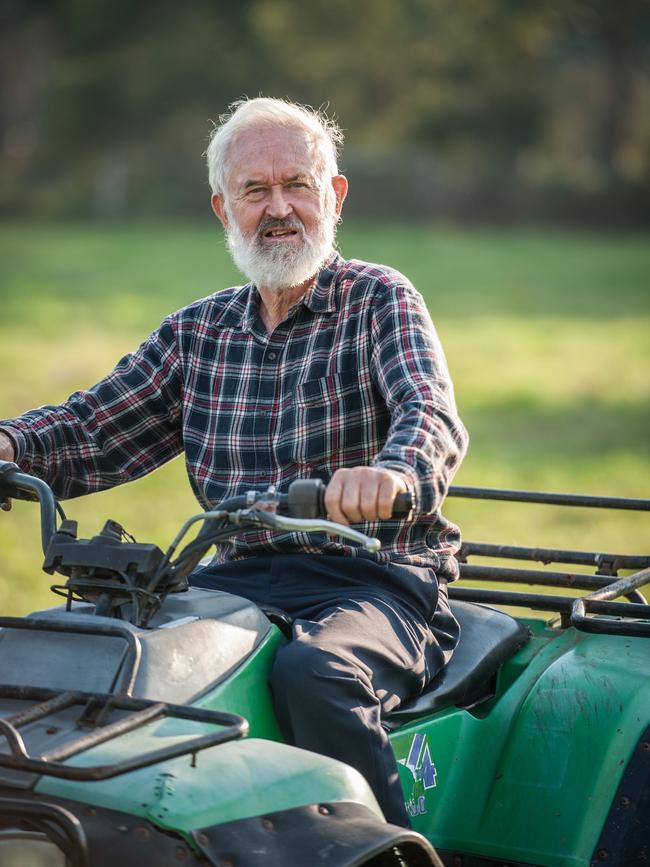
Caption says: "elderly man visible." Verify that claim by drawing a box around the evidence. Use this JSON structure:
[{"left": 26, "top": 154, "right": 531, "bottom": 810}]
[{"left": 0, "top": 97, "right": 467, "bottom": 827}]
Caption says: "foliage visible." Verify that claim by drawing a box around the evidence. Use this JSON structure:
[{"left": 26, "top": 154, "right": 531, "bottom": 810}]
[{"left": 1, "top": 1, "right": 649, "bottom": 220}]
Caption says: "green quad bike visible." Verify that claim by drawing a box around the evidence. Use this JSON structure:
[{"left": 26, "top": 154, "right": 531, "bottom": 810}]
[{"left": 0, "top": 460, "right": 648, "bottom": 867}]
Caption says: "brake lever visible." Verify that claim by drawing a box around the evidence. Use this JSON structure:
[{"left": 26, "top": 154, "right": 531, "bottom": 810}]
[{"left": 235, "top": 508, "right": 382, "bottom": 553}]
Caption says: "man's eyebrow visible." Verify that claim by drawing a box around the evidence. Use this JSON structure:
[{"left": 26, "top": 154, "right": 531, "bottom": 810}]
[{"left": 241, "top": 173, "right": 311, "bottom": 190}]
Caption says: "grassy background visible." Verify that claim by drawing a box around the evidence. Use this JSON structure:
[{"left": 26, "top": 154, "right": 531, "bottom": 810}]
[{"left": 1, "top": 221, "right": 648, "bottom": 616}]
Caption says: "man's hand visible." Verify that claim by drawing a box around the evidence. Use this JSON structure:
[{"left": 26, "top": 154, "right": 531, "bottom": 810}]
[
  {"left": 324, "top": 466, "right": 408, "bottom": 526},
  {"left": 0, "top": 431, "right": 16, "bottom": 512}
]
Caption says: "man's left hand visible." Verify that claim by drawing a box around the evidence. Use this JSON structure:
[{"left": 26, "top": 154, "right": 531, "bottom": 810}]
[{"left": 324, "top": 467, "right": 408, "bottom": 526}]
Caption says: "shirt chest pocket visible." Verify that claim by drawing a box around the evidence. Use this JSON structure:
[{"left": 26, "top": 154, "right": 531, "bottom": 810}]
[
  {"left": 296, "top": 370, "right": 362, "bottom": 406},
  {"left": 277, "top": 370, "right": 369, "bottom": 468}
]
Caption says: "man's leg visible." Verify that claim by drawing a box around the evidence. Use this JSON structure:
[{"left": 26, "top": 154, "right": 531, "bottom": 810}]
[
  {"left": 191, "top": 555, "right": 458, "bottom": 826},
  {"left": 269, "top": 593, "right": 448, "bottom": 827}
]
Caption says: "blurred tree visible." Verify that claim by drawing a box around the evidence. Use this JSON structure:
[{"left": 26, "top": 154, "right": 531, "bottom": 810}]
[
  {"left": 0, "top": 0, "right": 648, "bottom": 221},
  {"left": 560, "top": 0, "right": 648, "bottom": 184}
]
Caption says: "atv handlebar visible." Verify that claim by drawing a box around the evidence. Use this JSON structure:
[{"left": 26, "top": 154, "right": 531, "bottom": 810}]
[
  {"left": 212, "top": 479, "right": 412, "bottom": 520},
  {"left": 0, "top": 460, "right": 59, "bottom": 555},
  {"left": 282, "top": 478, "right": 413, "bottom": 520},
  {"left": 0, "top": 467, "right": 411, "bottom": 578},
  {"left": 160, "top": 479, "right": 414, "bottom": 585}
]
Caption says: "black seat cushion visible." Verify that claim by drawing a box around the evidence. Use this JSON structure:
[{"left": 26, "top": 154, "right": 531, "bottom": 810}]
[
  {"left": 386, "top": 600, "right": 530, "bottom": 727},
  {"left": 260, "top": 605, "right": 294, "bottom": 640}
]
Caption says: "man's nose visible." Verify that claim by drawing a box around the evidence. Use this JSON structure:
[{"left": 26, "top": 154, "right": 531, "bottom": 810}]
[{"left": 266, "top": 184, "right": 292, "bottom": 219}]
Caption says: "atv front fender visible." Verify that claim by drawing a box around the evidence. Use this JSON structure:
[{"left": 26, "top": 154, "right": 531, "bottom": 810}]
[
  {"left": 0, "top": 788, "right": 442, "bottom": 866},
  {"left": 192, "top": 799, "right": 443, "bottom": 867}
]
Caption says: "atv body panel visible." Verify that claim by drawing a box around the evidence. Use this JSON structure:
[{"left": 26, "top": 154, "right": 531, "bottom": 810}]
[
  {"left": 389, "top": 617, "right": 650, "bottom": 866},
  {"left": 2, "top": 588, "right": 648, "bottom": 865},
  {"left": 1, "top": 589, "right": 441, "bottom": 866},
  {"left": 0, "top": 471, "right": 648, "bottom": 866}
]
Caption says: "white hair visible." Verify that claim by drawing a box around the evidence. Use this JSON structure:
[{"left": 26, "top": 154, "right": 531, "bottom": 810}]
[{"left": 206, "top": 97, "right": 343, "bottom": 198}]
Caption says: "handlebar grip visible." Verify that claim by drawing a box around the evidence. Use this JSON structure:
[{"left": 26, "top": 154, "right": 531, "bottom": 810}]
[
  {"left": 0, "top": 460, "right": 37, "bottom": 501},
  {"left": 287, "top": 479, "right": 413, "bottom": 520},
  {"left": 0, "top": 460, "right": 59, "bottom": 555},
  {"left": 392, "top": 491, "right": 414, "bottom": 515}
]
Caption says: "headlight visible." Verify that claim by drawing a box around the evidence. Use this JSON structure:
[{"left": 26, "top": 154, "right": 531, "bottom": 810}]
[{"left": 0, "top": 829, "right": 66, "bottom": 866}]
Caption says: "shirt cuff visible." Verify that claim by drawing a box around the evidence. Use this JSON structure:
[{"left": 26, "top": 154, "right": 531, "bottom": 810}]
[{"left": 0, "top": 425, "right": 27, "bottom": 464}]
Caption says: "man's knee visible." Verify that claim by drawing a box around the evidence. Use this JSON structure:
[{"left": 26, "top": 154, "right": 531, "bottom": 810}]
[{"left": 270, "top": 637, "right": 358, "bottom": 698}]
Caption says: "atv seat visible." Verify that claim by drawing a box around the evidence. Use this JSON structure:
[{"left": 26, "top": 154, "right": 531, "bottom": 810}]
[
  {"left": 260, "top": 605, "right": 294, "bottom": 640},
  {"left": 261, "top": 599, "right": 530, "bottom": 724},
  {"left": 385, "top": 600, "right": 530, "bottom": 728}
]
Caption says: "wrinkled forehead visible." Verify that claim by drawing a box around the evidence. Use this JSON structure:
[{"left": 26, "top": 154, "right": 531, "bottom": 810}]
[{"left": 225, "top": 124, "right": 324, "bottom": 192}]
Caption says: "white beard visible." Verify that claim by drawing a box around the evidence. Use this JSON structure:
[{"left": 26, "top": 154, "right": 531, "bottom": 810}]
[{"left": 225, "top": 194, "right": 338, "bottom": 291}]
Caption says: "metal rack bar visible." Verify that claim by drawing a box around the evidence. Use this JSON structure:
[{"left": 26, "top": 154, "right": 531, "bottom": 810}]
[
  {"left": 448, "top": 486, "right": 650, "bottom": 511},
  {"left": 0, "top": 797, "right": 88, "bottom": 867},
  {"left": 460, "top": 541, "right": 650, "bottom": 571},
  {"left": 448, "top": 585, "right": 650, "bottom": 618},
  {"left": 0, "top": 686, "right": 248, "bottom": 782},
  {"left": 571, "top": 567, "right": 650, "bottom": 637},
  {"left": 447, "top": 485, "right": 650, "bottom": 633},
  {"left": 458, "top": 563, "right": 647, "bottom": 603},
  {"left": 6, "top": 691, "right": 78, "bottom": 728},
  {"left": 0, "top": 618, "right": 141, "bottom": 695}
]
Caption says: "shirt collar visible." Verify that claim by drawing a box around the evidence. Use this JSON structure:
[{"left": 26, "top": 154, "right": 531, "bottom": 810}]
[
  {"left": 240, "top": 283, "right": 260, "bottom": 333},
  {"left": 301, "top": 251, "right": 342, "bottom": 314},
  {"left": 221, "top": 251, "right": 343, "bottom": 332},
  {"left": 212, "top": 284, "right": 255, "bottom": 331}
]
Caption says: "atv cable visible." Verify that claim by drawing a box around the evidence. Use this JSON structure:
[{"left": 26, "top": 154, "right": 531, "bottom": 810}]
[
  {"left": 148, "top": 509, "right": 231, "bottom": 589},
  {"left": 167, "top": 525, "right": 255, "bottom": 582},
  {"left": 154, "top": 487, "right": 387, "bottom": 587}
]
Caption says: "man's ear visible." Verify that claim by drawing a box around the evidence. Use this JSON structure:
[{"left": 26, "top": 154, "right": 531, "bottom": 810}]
[
  {"left": 211, "top": 194, "right": 228, "bottom": 229},
  {"left": 331, "top": 175, "right": 348, "bottom": 217}
]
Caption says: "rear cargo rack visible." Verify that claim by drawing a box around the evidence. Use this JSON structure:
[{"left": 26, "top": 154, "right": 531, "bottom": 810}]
[
  {"left": 0, "top": 685, "right": 248, "bottom": 781},
  {"left": 447, "top": 485, "right": 650, "bottom": 637}
]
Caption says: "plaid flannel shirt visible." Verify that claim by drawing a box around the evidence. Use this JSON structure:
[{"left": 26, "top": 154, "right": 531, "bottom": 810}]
[{"left": 2, "top": 254, "right": 468, "bottom": 577}]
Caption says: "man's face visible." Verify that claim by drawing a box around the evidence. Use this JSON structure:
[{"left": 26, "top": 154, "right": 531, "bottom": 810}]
[{"left": 212, "top": 126, "right": 347, "bottom": 291}]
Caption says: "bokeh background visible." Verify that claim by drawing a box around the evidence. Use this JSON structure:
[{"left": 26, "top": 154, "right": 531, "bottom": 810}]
[{"left": 1, "top": 0, "right": 649, "bottom": 615}]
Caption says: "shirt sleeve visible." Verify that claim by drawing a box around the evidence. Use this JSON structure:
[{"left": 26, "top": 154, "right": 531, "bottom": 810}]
[
  {"left": 0, "top": 317, "right": 183, "bottom": 499},
  {"left": 369, "top": 280, "right": 468, "bottom": 514}
]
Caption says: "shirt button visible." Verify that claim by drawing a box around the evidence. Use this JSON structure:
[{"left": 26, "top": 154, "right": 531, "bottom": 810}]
[{"left": 268, "top": 351, "right": 277, "bottom": 360}]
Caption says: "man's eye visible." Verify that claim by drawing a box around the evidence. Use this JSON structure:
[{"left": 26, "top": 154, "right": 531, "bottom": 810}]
[
  {"left": 287, "top": 181, "right": 308, "bottom": 190},
  {"left": 245, "top": 187, "right": 266, "bottom": 199}
]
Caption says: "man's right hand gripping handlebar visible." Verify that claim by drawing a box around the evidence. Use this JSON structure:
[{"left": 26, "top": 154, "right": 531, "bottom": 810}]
[
  {"left": 0, "top": 432, "right": 16, "bottom": 511},
  {"left": 324, "top": 466, "right": 411, "bottom": 526}
]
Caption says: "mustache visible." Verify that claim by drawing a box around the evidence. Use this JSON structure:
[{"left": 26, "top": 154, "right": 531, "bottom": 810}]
[{"left": 256, "top": 215, "right": 305, "bottom": 238}]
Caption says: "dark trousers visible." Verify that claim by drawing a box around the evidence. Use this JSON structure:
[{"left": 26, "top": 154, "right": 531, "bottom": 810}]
[{"left": 190, "top": 554, "right": 459, "bottom": 826}]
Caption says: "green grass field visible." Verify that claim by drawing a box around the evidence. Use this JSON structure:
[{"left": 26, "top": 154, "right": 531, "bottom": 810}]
[{"left": 1, "top": 221, "right": 648, "bottom": 616}]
